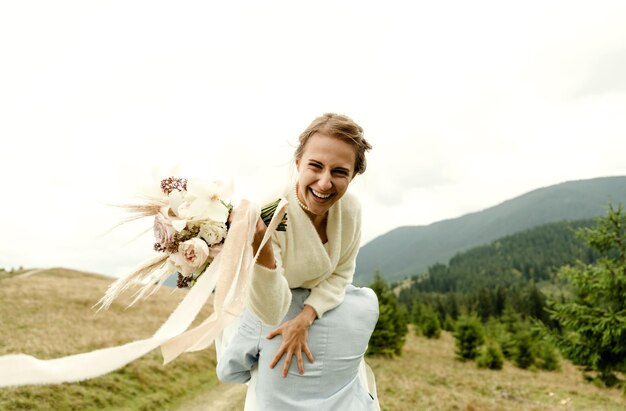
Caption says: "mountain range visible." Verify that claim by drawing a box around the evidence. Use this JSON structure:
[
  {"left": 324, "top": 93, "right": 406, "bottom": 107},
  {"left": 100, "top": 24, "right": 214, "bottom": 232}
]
[{"left": 354, "top": 175, "right": 626, "bottom": 285}]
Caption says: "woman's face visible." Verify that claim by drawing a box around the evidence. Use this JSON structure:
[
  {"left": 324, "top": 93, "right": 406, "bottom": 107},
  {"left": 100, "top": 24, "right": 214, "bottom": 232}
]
[{"left": 296, "top": 133, "right": 356, "bottom": 217}]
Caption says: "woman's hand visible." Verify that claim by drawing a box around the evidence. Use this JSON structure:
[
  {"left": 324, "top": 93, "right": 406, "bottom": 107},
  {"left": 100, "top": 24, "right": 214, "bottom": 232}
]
[
  {"left": 267, "top": 305, "right": 317, "bottom": 377},
  {"left": 229, "top": 208, "right": 276, "bottom": 269},
  {"left": 252, "top": 216, "right": 276, "bottom": 269}
]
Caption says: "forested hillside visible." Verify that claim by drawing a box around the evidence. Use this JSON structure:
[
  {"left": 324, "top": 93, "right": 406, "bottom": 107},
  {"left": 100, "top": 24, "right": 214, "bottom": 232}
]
[
  {"left": 355, "top": 176, "right": 626, "bottom": 285},
  {"left": 386, "top": 205, "right": 626, "bottom": 397},
  {"left": 398, "top": 219, "right": 597, "bottom": 322}
]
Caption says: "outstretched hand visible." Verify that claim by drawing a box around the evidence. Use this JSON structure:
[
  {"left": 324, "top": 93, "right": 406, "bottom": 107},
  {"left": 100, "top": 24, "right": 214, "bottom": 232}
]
[{"left": 267, "top": 305, "right": 317, "bottom": 378}]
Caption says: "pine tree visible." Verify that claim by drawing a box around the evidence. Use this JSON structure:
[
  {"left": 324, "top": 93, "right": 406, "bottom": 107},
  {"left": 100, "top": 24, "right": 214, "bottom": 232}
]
[
  {"left": 443, "top": 314, "right": 456, "bottom": 332},
  {"left": 367, "top": 273, "right": 409, "bottom": 357},
  {"left": 534, "top": 338, "right": 561, "bottom": 371},
  {"left": 512, "top": 330, "right": 535, "bottom": 369},
  {"left": 477, "top": 341, "right": 504, "bottom": 370},
  {"left": 454, "top": 315, "right": 485, "bottom": 360},
  {"left": 546, "top": 204, "right": 626, "bottom": 387},
  {"left": 420, "top": 305, "right": 442, "bottom": 339}
]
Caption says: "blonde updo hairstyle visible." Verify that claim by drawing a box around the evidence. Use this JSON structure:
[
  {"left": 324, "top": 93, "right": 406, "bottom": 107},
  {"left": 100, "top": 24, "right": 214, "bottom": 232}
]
[{"left": 295, "top": 113, "right": 372, "bottom": 176}]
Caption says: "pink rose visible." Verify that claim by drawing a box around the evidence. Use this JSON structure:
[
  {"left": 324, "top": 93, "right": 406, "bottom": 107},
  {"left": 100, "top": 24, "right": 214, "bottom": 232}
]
[
  {"left": 170, "top": 238, "right": 210, "bottom": 276},
  {"left": 154, "top": 213, "right": 175, "bottom": 248}
]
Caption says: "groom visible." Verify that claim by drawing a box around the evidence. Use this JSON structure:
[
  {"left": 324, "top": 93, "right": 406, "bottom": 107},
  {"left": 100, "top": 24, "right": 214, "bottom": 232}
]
[{"left": 216, "top": 284, "right": 379, "bottom": 410}]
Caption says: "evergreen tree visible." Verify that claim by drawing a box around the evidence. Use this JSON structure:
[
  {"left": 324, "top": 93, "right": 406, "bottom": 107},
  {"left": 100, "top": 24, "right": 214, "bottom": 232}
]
[
  {"left": 534, "top": 338, "right": 561, "bottom": 371},
  {"left": 477, "top": 341, "right": 504, "bottom": 370},
  {"left": 523, "top": 281, "right": 549, "bottom": 323},
  {"left": 367, "top": 274, "right": 408, "bottom": 357},
  {"left": 454, "top": 315, "right": 485, "bottom": 360},
  {"left": 494, "top": 286, "right": 507, "bottom": 317},
  {"left": 546, "top": 204, "right": 626, "bottom": 387},
  {"left": 420, "top": 305, "right": 442, "bottom": 339},
  {"left": 443, "top": 314, "right": 456, "bottom": 332},
  {"left": 411, "top": 301, "right": 425, "bottom": 326},
  {"left": 486, "top": 317, "right": 514, "bottom": 360},
  {"left": 512, "top": 330, "right": 535, "bottom": 369}
]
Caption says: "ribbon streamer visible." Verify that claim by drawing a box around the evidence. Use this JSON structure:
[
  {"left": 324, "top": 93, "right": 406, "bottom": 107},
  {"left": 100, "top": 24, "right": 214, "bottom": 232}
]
[{"left": 0, "top": 198, "right": 288, "bottom": 388}]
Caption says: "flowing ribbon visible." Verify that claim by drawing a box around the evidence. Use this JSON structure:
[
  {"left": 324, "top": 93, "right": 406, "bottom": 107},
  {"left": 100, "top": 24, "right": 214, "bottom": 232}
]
[{"left": 0, "top": 198, "right": 288, "bottom": 388}]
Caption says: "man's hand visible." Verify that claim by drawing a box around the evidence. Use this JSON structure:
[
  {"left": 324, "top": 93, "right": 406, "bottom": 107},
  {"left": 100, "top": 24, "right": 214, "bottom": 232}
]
[{"left": 267, "top": 305, "right": 317, "bottom": 377}]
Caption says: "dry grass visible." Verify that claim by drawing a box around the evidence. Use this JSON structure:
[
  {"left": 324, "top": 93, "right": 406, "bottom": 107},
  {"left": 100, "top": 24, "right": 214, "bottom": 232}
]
[
  {"left": 2, "top": 269, "right": 625, "bottom": 410},
  {"left": 0, "top": 268, "right": 220, "bottom": 410},
  {"left": 368, "top": 327, "right": 626, "bottom": 411}
]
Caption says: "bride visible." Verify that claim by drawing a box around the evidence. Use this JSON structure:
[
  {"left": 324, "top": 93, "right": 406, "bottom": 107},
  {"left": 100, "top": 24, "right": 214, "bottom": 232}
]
[
  {"left": 220, "top": 112, "right": 379, "bottom": 409},
  {"left": 0, "top": 112, "right": 380, "bottom": 410}
]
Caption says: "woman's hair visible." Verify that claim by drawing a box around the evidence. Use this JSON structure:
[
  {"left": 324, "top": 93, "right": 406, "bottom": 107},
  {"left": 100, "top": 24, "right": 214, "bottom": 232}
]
[{"left": 295, "top": 113, "right": 372, "bottom": 176}]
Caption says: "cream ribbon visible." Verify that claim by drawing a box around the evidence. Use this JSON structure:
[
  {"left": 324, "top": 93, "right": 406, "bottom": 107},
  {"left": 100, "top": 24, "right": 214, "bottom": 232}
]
[{"left": 0, "top": 198, "right": 288, "bottom": 387}]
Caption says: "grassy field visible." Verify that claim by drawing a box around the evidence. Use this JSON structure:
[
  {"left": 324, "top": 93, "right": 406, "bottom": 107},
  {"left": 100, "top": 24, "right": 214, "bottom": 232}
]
[
  {"left": 368, "top": 329, "right": 626, "bottom": 411},
  {"left": 1, "top": 268, "right": 625, "bottom": 410},
  {"left": 0, "top": 268, "right": 220, "bottom": 411}
]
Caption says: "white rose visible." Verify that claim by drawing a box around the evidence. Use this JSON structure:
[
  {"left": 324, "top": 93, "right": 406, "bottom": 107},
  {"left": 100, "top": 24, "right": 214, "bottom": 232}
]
[{"left": 199, "top": 221, "right": 228, "bottom": 246}]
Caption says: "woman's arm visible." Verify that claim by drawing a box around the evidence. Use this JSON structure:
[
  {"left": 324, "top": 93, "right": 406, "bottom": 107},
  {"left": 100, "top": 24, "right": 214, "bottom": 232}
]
[
  {"left": 252, "top": 217, "right": 276, "bottom": 269},
  {"left": 247, "top": 217, "right": 292, "bottom": 325}
]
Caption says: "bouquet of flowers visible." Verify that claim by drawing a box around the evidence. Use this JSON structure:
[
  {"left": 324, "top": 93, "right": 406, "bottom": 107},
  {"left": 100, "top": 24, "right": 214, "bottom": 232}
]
[
  {"left": 0, "top": 176, "right": 289, "bottom": 388},
  {"left": 97, "top": 176, "right": 286, "bottom": 310}
]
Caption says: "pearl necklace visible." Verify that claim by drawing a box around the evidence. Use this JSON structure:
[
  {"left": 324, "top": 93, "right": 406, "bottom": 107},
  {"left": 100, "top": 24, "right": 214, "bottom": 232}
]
[{"left": 295, "top": 185, "right": 310, "bottom": 212}]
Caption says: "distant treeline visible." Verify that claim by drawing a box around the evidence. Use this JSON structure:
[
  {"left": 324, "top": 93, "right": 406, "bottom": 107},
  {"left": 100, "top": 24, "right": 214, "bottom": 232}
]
[{"left": 396, "top": 219, "right": 598, "bottom": 324}]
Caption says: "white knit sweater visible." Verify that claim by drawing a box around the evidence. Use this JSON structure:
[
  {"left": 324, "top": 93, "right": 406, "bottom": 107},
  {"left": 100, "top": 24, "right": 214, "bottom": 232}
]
[{"left": 247, "top": 187, "right": 362, "bottom": 325}]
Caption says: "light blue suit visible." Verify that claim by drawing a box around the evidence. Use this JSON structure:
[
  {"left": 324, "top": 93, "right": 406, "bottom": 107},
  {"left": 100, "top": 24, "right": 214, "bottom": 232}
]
[{"left": 216, "top": 285, "right": 379, "bottom": 410}]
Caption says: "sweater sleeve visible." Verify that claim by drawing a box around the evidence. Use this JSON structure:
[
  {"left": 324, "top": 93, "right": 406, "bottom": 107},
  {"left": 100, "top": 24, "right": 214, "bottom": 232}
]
[
  {"left": 304, "top": 202, "right": 362, "bottom": 318},
  {"left": 247, "top": 240, "right": 292, "bottom": 325}
]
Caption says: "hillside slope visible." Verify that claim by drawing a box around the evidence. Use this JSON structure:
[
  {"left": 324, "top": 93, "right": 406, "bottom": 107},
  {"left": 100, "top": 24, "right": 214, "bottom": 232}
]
[
  {"left": 368, "top": 328, "right": 626, "bottom": 410},
  {"left": 355, "top": 176, "right": 626, "bottom": 285},
  {"left": 0, "top": 268, "right": 219, "bottom": 411}
]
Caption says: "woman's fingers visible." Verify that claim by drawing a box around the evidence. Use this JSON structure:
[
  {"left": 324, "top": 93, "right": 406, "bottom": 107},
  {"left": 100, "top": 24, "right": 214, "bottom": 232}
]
[
  {"left": 303, "top": 343, "right": 314, "bottom": 364},
  {"left": 282, "top": 350, "right": 293, "bottom": 377},
  {"left": 277, "top": 345, "right": 313, "bottom": 376},
  {"left": 269, "top": 342, "right": 286, "bottom": 369},
  {"left": 295, "top": 350, "right": 305, "bottom": 375},
  {"left": 266, "top": 327, "right": 282, "bottom": 340},
  {"left": 266, "top": 316, "right": 314, "bottom": 377}
]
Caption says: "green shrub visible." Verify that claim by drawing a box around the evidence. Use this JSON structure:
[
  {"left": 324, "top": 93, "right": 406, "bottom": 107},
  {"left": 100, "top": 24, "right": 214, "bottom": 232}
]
[
  {"left": 485, "top": 318, "right": 516, "bottom": 360},
  {"left": 534, "top": 339, "right": 561, "bottom": 371},
  {"left": 443, "top": 314, "right": 456, "bottom": 332},
  {"left": 454, "top": 315, "right": 485, "bottom": 360},
  {"left": 476, "top": 341, "right": 504, "bottom": 370},
  {"left": 420, "top": 306, "right": 441, "bottom": 339},
  {"left": 545, "top": 204, "right": 626, "bottom": 386},
  {"left": 513, "top": 331, "right": 535, "bottom": 369},
  {"left": 367, "top": 274, "right": 409, "bottom": 357}
]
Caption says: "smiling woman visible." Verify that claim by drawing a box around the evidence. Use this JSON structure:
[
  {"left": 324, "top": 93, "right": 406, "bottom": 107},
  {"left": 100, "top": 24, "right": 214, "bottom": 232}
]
[
  {"left": 218, "top": 113, "right": 380, "bottom": 410},
  {"left": 251, "top": 112, "right": 372, "bottom": 323},
  {"left": 295, "top": 135, "right": 357, "bottom": 241}
]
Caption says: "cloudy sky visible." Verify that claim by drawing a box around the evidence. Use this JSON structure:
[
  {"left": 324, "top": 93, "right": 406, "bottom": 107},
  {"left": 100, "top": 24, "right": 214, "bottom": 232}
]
[{"left": 1, "top": 1, "right": 626, "bottom": 277}]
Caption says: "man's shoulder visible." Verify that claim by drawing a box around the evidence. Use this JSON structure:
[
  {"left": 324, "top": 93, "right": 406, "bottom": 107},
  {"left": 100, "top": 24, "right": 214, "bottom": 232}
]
[
  {"left": 344, "top": 285, "right": 378, "bottom": 314},
  {"left": 345, "top": 284, "right": 377, "bottom": 303}
]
